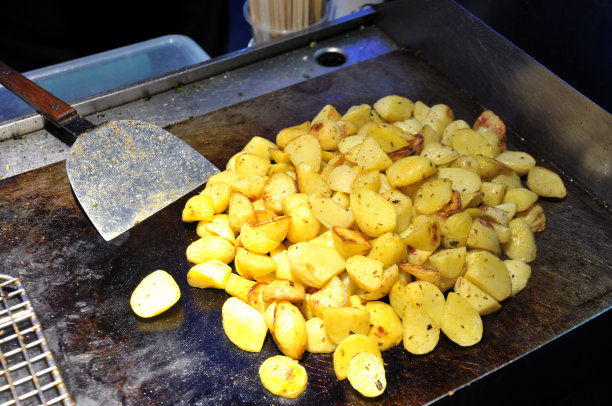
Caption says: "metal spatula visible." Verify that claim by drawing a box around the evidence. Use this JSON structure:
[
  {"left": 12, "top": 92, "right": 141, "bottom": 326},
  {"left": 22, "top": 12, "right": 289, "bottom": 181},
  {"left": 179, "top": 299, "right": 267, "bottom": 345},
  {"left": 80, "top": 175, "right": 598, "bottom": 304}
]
[{"left": 0, "top": 60, "right": 219, "bottom": 241}]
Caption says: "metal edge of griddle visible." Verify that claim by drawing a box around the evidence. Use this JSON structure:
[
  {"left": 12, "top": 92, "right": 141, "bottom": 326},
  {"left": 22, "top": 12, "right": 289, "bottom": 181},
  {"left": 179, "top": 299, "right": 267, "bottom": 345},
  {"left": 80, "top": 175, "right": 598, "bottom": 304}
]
[
  {"left": 373, "top": 0, "right": 612, "bottom": 210},
  {"left": 0, "top": 8, "right": 377, "bottom": 141}
]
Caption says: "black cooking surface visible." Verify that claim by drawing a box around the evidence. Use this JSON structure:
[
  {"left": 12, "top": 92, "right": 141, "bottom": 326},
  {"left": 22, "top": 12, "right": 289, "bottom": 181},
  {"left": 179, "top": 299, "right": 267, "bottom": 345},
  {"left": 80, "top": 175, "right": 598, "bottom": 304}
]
[{"left": 1, "top": 49, "right": 610, "bottom": 405}]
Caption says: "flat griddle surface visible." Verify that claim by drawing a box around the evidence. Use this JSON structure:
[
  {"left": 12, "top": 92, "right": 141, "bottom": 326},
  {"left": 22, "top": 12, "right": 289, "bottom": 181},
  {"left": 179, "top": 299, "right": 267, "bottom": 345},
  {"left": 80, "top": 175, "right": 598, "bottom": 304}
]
[{"left": 1, "top": 49, "right": 610, "bottom": 405}]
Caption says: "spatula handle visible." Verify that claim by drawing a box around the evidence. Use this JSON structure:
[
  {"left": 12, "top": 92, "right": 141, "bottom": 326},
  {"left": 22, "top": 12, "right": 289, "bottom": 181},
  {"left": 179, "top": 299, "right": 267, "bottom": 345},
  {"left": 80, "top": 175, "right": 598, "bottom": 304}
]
[{"left": 0, "top": 60, "right": 77, "bottom": 125}]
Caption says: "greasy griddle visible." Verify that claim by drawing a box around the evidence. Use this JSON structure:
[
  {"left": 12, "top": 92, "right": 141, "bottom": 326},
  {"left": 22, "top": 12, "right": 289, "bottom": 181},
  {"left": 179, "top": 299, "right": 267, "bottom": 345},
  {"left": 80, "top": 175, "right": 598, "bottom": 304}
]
[{"left": 1, "top": 49, "right": 610, "bottom": 405}]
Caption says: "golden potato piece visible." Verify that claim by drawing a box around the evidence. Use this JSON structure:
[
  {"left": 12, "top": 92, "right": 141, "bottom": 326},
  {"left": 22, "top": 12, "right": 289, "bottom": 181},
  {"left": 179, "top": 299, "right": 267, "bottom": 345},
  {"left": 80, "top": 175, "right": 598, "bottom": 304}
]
[
  {"left": 187, "top": 260, "right": 232, "bottom": 289},
  {"left": 350, "top": 187, "right": 397, "bottom": 238},
  {"left": 504, "top": 259, "right": 532, "bottom": 296},
  {"left": 235, "top": 247, "right": 277, "bottom": 279},
  {"left": 454, "top": 276, "right": 502, "bottom": 316},
  {"left": 413, "top": 178, "right": 453, "bottom": 214},
  {"left": 402, "top": 301, "right": 440, "bottom": 355},
  {"left": 186, "top": 235, "right": 235, "bottom": 264},
  {"left": 346, "top": 255, "right": 384, "bottom": 292},
  {"left": 272, "top": 301, "right": 308, "bottom": 360},
  {"left": 309, "top": 275, "right": 350, "bottom": 318},
  {"left": 355, "top": 136, "right": 393, "bottom": 172},
  {"left": 182, "top": 194, "right": 215, "bottom": 223},
  {"left": 286, "top": 204, "right": 321, "bottom": 243},
  {"left": 428, "top": 246, "right": 466, "bottom": 279},
  {"left": 502, "top": 218, "right": 537, "bottom": 262},
  {"left": 309, "top": 119, "right": 343, "bottom": 150},
  {"left": 259, "top": 355, "right": 308, "bottom": 399},
  {"left": 228, "top": 192, "right": 256, "bottom": 233},
  {"left": 276, "top": 121, "right": 310, "bottom": 149},
  {"left": 333, "top": 334, "right": 381, "bottom": 380},
  {"left": 308, "top": 192, "right": 355, "bottom": 229},
  {"left": 262, "top": 279, "right": 306, "bottom": 303},
  {"left": 386, "top": 156, "right": 437, "bottom": 189},
  {"left": 526, "top": 166, "right": 567, "bottom": 198},
  {"left": 440, "top": 292, "right": 483, "bottom": 347},
  {"left": 503, "top": 187, "right": 539, "bottom": 212},
  {"left": 347, "top": 351, "right": 387, "bottom": 398},
  {"left": 224, "top": 273, "right": 257, "bottom": 303},
  {"left": 242, "top": 136, "right": 278, "bottom": 160},
  {"left": 465, "top": 251, "right": 512, "bottom": 301},
  {"left": 253, "top": 216, "right": 291, "bottom": 242},
  {"left": 358, "top": 264, "right": 399, "bottom": 301},
  {"left": 495, "top": 150, "right": 536, "bottom": 176},
  {"left": 200, "top": 181, "right": 232, "bottom": 214},
  {"left": 288, "top": 242, "right": 346, "bottom": 288},
  {"left": 341, "top": 104, "right": 372, "bottom": 129},
  {"left": 240, "top": 223, "right": 282, "bottom": 255},
  {"left": 322, "top": 306, "right": 371, "bottom": 344},
  {"left": 373, "top": 94, "right": 414, "bottom": 122},
  {"left": 222, "top": 296, "right": 268, "bottom": 352},
  {"left": 365, "top": 301, "right": 403, "bottom": 351},
  {"left": 130, "top": 270, "right": 180, "bottom": 318},
  {"left": 285, "top": 134, "right": 322, "bottom": 173},
  {"left": 305, "top": 317, "right": 338, "bottom": 353},
  {"left": 234, "top": 153, "right": 271, "bottom": 179}
]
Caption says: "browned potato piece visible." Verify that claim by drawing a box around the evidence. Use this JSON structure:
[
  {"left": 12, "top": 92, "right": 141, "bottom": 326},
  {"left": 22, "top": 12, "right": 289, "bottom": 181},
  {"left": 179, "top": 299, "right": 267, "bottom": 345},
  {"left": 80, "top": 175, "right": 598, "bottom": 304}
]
[
  {"left": 247, "top": 282, "right": 270, "bottom": 313},
  {"left": 263, "top": 173, "right": 298, "bottom": 214},
  {"left": 259, "top": 355, "right": 308, "bottom": 399},
  {"left": 262, "top": 279, "right": 306, "bottom": 303},
  {"left": 365, "top": 301, "right": 403, "bottom": 351},
  {"left": 473, "top": 109, "right": 506, "bottom": 144},
  {"left": 332, "top": 226, "right": 372, "bottom": 258},
  {"left": 224, "top": 273, "right": 257, "bottom": 303}
]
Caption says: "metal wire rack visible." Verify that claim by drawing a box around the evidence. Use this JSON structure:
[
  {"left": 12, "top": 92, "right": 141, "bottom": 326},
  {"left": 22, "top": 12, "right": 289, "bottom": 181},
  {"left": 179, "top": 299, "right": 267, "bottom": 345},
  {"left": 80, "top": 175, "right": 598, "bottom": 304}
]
[{"left": 0, "top": 275, "right": 72, "bottom": 406}]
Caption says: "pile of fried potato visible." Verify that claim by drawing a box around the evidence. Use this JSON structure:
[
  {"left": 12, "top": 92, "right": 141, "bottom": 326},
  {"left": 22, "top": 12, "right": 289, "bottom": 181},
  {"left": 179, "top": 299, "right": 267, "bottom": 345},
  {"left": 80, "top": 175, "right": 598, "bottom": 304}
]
[{"left": 181, "top": 95, "right": 566, "bottom": 398}]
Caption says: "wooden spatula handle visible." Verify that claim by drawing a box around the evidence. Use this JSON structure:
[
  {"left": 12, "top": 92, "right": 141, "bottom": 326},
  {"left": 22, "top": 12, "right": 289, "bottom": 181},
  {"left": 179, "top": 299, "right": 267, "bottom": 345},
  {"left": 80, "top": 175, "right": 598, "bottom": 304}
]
[{"left": 0, "top": 60, "right": 76, "bottom": 125}]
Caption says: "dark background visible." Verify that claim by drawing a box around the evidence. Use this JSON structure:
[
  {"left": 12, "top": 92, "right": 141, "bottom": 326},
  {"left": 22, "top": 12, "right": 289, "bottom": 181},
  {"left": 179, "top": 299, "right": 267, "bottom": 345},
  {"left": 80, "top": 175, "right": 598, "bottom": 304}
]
[{"left": 0, "top": 0, "right": 610, "bottom": 112}]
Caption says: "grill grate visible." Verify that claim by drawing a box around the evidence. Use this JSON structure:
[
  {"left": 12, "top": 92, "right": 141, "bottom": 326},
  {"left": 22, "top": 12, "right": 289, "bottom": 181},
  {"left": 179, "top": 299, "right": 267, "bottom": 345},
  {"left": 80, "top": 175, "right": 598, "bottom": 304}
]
[{"left": 0, "top": 275, "right": 72, "bottom": 406}]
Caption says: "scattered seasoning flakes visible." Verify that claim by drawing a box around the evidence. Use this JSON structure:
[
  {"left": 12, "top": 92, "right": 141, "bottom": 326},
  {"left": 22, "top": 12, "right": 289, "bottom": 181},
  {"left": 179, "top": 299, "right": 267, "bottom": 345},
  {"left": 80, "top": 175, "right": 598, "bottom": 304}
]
[
  {"left": 92, "top": 202, "right": 98, "bottom": 207},
  {"left": 175, "top": 87, "right": 184, "bottom": 93},
  {"left": 238, "top": 92, "right": 244, "bottom": 97},
  {"left": 302, "top": 73, "right": 311, "bottom": 79}
]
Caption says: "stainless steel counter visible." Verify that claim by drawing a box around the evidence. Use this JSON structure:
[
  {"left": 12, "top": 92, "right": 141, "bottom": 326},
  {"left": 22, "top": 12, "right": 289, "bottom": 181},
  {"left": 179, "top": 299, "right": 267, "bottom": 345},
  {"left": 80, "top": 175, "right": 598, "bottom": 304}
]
[{"left": 0, "top": 21, "right": 395, "bottom": 180}]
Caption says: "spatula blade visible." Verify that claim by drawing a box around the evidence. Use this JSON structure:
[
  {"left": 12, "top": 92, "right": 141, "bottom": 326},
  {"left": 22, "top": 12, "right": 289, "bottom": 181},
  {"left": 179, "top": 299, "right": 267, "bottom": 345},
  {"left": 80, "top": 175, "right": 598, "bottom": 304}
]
[{"left": 65, "top": 120, "right": 219, "bottom": 241}]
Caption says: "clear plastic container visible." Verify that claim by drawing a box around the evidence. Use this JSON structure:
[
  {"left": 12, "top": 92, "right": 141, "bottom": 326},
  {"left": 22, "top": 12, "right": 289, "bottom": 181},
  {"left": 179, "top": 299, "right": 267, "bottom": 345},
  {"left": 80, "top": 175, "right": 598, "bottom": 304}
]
[
  {"left": 0, "top": 35, "right": 210, "bottom": 123},
  {"left": 243, "top": 1, "right": 331, "bottom": 46}
]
